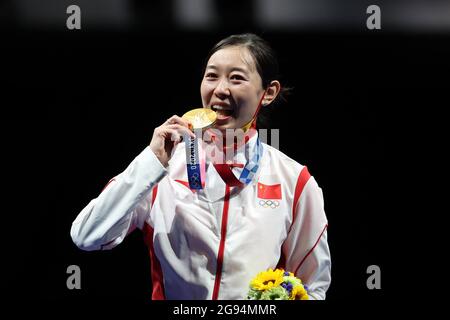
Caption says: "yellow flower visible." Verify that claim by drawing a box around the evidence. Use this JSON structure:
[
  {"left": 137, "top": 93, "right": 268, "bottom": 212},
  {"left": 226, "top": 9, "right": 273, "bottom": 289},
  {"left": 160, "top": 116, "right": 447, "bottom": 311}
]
[
  {"left": 250, "top": 268, "right": 284, "bottom": 291},
  {"left": 290, "top": 285, "right": 309, "bottom": 300}
]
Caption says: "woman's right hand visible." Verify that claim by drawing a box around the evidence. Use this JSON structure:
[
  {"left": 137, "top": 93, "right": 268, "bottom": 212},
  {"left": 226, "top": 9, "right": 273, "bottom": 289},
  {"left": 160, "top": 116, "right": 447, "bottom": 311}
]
[{"left": 149, "top": 115, "right": 195, "bottom": 167}]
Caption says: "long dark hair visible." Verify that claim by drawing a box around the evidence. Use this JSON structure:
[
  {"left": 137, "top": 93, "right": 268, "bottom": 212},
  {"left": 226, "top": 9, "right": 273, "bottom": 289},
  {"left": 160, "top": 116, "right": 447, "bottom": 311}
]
[{"left": 204, "top": 33, "right": 291, "bottom": 128}]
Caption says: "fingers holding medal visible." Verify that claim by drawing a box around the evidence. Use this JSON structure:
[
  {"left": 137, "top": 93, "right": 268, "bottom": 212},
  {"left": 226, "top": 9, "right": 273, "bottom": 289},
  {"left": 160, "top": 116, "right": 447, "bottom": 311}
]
[
  {"left": 149, "top": 109, "right": 217, "bottom": 169},
  {"left": 165, "top": 115, "right": 192, "bottom": 129},
  {"left": 150, "top": 114, "right": 196, "bottom": 167}
]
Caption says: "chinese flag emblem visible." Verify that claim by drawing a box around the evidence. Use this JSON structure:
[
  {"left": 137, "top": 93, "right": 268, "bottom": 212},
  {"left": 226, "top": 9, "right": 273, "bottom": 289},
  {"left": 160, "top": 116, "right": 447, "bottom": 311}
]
[{"left": 257, "top": 183, "right": 282, "bottom": 199}]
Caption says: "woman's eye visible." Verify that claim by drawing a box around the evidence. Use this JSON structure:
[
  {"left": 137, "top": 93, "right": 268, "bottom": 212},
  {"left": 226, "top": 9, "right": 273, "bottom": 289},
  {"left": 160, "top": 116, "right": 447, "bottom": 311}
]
[
  {"left": 231, "top": 75, "right": 245, "bottom": 81},
  {"left": 205, "top": 73, "right": 218, "bottom": 79}
]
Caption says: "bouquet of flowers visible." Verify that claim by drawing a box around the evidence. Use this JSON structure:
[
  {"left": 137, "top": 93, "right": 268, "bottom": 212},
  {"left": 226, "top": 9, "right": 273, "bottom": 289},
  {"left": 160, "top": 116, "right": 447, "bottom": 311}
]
[{"left": 246, "top": 268, "right": 309, "bottom": 300}]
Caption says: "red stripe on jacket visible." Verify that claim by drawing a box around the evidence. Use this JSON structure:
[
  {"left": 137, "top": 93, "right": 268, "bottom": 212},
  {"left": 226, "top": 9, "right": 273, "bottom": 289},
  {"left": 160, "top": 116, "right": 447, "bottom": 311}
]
[
  {"left": 212, "top": 184, "right": 231, "bottom": 300},
  {"left": 292, "top": 166, "right": 311, "bottom": 225},
  {"left": 143, "top": 185, "right": 166, "bottom": 300},
  {"left": 277, "top": 166, "right": 311, "bottom": 270},
  {"left": 294, "top": 224, "right": 328, "bottom": 275}
]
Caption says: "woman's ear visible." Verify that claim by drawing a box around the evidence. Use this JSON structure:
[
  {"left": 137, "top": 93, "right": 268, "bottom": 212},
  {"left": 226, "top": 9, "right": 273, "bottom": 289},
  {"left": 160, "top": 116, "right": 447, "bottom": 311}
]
[{"left": 262, "top": 80, "right": 281, "bottom": 106}]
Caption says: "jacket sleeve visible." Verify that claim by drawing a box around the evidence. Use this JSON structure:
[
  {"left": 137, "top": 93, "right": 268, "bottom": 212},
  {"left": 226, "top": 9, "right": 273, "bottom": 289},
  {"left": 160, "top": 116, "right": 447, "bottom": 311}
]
[
  {"left": 282, "top": 175, "right": 331, "bottom": 300},
  {"left": 70, "top": 146, "right": 167, "bottom": 251}
]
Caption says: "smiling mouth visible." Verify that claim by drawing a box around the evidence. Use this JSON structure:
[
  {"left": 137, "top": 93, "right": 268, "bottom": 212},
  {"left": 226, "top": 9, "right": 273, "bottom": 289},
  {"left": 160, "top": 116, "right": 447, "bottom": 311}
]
[{"left": 211, "top": 105, "right": 234, "bottom": 119}]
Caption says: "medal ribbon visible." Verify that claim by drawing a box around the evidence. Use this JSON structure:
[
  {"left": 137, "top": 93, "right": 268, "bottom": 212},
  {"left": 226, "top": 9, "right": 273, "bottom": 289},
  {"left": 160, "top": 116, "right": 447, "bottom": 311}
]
[
  {"left": 213, "top": 135, "right": 263, "bottom": 187},
  {"left": 185, "top": 134, "right": 203, "bottom": 189},
  {"left": 238, "top": 137, "right": 263, "bottom": 185}
]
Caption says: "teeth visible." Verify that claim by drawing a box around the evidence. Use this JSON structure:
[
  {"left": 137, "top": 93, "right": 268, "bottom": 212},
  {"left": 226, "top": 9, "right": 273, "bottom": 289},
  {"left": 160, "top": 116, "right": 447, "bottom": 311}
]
[{"left": 212, "top": 105, "right": 231, "bottom": 111}]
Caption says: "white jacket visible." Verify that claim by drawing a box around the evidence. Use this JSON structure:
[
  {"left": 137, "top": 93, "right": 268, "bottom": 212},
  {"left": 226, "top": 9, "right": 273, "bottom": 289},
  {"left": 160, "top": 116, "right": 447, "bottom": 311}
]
[{"left": 71, "top": 133, "right": 331, "bottom": 300}]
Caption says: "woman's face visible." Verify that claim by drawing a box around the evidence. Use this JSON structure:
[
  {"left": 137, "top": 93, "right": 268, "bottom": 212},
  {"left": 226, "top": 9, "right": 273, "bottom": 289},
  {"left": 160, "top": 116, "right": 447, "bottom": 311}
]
[{"left": 200, "top": 46, "right": 266, "bottom": 130}]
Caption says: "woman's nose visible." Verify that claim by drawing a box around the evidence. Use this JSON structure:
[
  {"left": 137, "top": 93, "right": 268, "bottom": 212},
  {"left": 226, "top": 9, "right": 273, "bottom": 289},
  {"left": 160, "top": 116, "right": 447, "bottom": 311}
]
[{"left": 214, "top": 78, "right": 230, "bottom": 97}]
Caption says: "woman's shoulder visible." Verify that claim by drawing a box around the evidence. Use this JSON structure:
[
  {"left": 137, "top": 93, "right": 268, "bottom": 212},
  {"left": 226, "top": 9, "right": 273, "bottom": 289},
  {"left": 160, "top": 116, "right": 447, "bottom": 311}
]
[{"left": 261, "top": 143, "right": 305, "bottom": 175}]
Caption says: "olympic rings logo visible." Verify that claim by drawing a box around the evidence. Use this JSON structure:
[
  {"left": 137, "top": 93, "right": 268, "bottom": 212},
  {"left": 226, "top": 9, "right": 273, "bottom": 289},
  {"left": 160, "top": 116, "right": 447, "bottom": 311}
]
[
  {"left": 189, "top": 172, "right": 201, "bottom": 187},
  {"left": 259, "top": 199, "right": 280, "bottom": 209}
]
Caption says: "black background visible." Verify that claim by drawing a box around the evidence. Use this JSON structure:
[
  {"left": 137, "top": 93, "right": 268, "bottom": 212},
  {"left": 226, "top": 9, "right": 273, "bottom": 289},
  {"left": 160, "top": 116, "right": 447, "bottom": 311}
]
[{"left": 2, "top": 1, "right": 448, "bottom": 315}]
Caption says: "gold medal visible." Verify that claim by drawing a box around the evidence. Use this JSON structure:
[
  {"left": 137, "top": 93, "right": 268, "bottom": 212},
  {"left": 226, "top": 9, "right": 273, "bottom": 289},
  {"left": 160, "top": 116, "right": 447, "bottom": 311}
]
[
  {"left": 182, "top": 108, "right": 217, "bottom": 130},
  {"left": 182, "top": 108, "right": 215, "bottom": 190}
]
